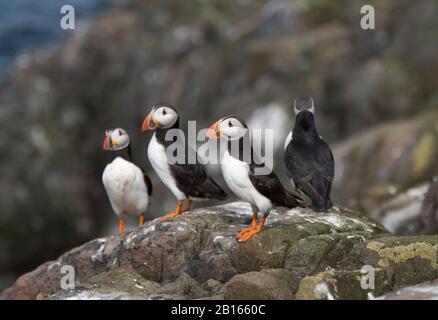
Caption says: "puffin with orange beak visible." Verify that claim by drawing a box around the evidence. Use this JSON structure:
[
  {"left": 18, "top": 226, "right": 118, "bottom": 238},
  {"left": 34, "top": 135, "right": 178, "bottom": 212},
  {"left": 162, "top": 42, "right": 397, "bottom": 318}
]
[
  {"left": 102, "top": 128, "right": 153, "bottom": 235},
  {"left": 141, "top": 103, "right": 227, "bottom": 219},
  {"left": 207, "top": 116, "right": 303, "bottom": 241}
]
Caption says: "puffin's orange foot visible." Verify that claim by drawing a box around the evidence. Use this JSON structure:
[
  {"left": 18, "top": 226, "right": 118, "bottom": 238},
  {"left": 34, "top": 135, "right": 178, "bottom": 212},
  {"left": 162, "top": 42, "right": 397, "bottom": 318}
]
[
  {"left": 236, "top": 229, "right": 261, "bottom": 242},
  {"left": 139, "top": 214, "right": 144, "bottom": 226},
  {"left": 237, "top": 226, "right": 256, "bottom": 238},
  {"left": 119, "top": 218, "right": 125, "bottom": 235},
  {"left": 160, "top": 211, "right": 180, "bottom": 220},
  {"left": 161, "top": 201, "right": 183, "bottom": 220},
  {"left": 181, "top": 200, "right": 192, "bottom": 213}
]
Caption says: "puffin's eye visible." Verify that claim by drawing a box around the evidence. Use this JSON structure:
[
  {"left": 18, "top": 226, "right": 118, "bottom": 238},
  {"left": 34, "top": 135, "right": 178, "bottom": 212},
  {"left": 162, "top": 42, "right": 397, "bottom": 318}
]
[
  {"left": 228, "top": 120, "right": 233, "bottom": 127},
  {"left": 162, "top": 109, "right": 167, "bottom": 116},
  {"left": 118, "top": 129, "right": 123, "bottom": 135}
]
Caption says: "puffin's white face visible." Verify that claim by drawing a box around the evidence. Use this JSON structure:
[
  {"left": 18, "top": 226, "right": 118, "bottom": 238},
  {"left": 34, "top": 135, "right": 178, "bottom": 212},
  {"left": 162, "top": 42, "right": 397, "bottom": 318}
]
[
  {"left": 218, "top": 117, "right": 248, "bottom": 140},
  {"left": 153, "top": 106, "right": 178, "bottom": 129},
  {"left": 103, "top": 128, "right": 130, "bottom": 151}
]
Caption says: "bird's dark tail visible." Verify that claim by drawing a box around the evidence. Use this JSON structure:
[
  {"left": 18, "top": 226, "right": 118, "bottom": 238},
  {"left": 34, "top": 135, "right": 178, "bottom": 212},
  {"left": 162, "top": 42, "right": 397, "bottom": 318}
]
[
  {"left": 203, "top": 177, "right": 228, "bottom": 201},
  {"left": 282, "top": 190, "right": 305, "bottom": 208},
  {"left": 310, "top": 176, "right": 332, "bottom": 211}
]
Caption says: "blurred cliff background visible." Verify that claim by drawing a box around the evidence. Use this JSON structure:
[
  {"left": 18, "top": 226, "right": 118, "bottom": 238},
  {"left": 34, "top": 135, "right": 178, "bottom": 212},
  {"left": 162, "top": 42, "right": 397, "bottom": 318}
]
[{"left": 0, "top": 0, "right": 437, "bottom": 290}]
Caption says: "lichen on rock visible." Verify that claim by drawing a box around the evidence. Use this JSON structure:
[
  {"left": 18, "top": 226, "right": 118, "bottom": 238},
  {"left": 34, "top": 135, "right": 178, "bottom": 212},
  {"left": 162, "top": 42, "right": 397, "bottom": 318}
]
[{"left": 366, "top": 240, "right": 438, "bottom": 269}]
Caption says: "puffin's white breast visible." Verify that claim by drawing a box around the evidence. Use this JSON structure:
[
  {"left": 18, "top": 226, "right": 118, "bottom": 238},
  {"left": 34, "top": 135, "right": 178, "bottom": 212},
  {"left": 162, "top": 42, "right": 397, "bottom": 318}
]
[
  {"left": 221, "top": 150, "right": 272, "bottom": 213},
  {"left": 147, "top": 133, "right": 185, "bottom": 200},
  {"left": 102, "top": 157, "right": 149, "bottom": 216}
]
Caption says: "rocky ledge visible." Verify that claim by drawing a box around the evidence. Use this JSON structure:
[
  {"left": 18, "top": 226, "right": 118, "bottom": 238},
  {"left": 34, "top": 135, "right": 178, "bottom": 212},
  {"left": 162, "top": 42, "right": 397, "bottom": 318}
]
[{"left": 2, "top": 202, "right": 438, "bottom": 300}]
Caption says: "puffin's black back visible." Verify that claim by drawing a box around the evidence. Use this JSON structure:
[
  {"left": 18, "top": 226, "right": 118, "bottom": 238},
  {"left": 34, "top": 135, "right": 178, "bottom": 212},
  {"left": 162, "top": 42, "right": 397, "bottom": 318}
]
[{"left": 284, "top": 110, "right": 334, "bottom": 211}]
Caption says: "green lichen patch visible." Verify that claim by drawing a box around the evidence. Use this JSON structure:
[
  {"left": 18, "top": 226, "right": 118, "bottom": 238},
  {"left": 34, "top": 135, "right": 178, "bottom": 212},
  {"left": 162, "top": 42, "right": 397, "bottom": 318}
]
[{"left": 366, "top": 239, "right": 438, "bottom": 269}]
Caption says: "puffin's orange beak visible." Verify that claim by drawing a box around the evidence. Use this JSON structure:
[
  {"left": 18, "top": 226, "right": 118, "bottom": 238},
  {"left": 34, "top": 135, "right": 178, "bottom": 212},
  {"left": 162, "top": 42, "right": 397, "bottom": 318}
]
[
  {"left": 141, "top": 110, "right": 159, "bottom": 131},
  {"left": 206, "top": 120, "right": 222, "bottom": 139},
  {"left": 103, "top": 134, "right": 111, "bottom": 150}
]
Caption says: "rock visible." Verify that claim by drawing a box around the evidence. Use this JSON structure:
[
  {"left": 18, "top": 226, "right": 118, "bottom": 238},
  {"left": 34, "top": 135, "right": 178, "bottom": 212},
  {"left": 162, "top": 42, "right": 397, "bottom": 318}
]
[
  {"left": 367, "top": 178, "right": 438, "bottom": 236},
  {"left": 419, "top": 179, "right": 438, "bottom": 234},
  {"left": 195, "top": 294, "right": 224, "bottom": 300},
  {"left": 50, "top": 265, "right": 163, "bottom": 300},
  {"left": 296, "top": 269, "right": 391, "bottom": 300},
  {"left": 370, "top": 183, "right": 428, "bottom": 235},
  {"left": 52, "top": 290, "right": 184, "bottom": 300},
  {"left": 52, "top": 290, "right": 153, "bottom": 300},
  {"left": 224, "top": 269, "right": 296, "bottom": 300},
  {"left": 3, "top": 202, "right": 438, "bottom": 300},
  {"left": 156, "top": 272, "right": 207, "bottom": 298},
  {"left": 49, "top": 266, "right": 198, "bottom": 300},
  {"left": 63, "top": 265, "right": 162, "bottom": 299},
  {"left": 297, "top": 234, "right": 438, "bottom": 299},
  {"left": 202, "top": 279, "right": 224, "bottom": 294},
  {"left": 230, "top": 206, "right": 387, "bottom": 276},
  {"left": 345, "top": 236, "right": 438, "bottom": 287},
  {"left": 332, "top": 112, "right": 438, "bottom": 211},
  {"left": 1, "top": 202, "right": 388, "bottom": 299},
  {"left": 377, "top": 279, "right": 438, "bottom": 300}
]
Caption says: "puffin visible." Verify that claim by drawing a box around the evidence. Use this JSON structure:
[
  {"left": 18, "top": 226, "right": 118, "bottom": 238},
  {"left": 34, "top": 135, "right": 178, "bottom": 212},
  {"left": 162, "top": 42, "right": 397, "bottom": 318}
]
[
  {"left": 284, "top": 98, "right": 334, "bottom": 211},
  {"left": 141, "top": 103, "right": 227, "bottom": 219},
  {"left": 102, "top": 128, "right": 153, "bottom": 235},
  {"left": 206, "top": 116, "right": 303, "bottom": 241}
]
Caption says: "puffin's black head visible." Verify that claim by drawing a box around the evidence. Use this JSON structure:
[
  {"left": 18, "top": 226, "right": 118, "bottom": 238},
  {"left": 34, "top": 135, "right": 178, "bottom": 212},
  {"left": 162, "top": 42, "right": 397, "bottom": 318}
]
[
  {"left": 103, "top": 128, "right": 130, "bottom": 151},
  {"left": 141, "top": 103, "right": 179, "bottom": 132},
  {"left": 206, "top": 115, "right": 249, "bottom": 141},
  {"left": 293, "top": 97, "right": 316, "bottom": 130}
]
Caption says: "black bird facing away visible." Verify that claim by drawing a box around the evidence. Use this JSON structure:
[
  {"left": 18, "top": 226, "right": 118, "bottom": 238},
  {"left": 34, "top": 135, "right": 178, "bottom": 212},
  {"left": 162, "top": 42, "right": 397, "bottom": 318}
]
[{"left": 284, "top": 98, "right": 335, "bottom": 211}]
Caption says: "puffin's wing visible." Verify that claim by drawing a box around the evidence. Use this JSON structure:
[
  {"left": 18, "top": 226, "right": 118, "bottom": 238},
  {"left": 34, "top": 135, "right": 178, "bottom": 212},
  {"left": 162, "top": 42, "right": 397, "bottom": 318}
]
[
  {"left": 142, "top": 171, "right": 153, "bottom": 196},
  {"left": 317, "top": 139, "right": 335, "bottom": 181},
  {"left": 170, "top": 162, "right": 227, "bottom": 200},
  {"left": 284, "top": 144, "right": 309, "bottom": 181},
  {"left": 294, "top": 176, "right": 324, "bottom": 203},
  {"left": 248, "top": 164, "right": 302, "bottom": 208}
]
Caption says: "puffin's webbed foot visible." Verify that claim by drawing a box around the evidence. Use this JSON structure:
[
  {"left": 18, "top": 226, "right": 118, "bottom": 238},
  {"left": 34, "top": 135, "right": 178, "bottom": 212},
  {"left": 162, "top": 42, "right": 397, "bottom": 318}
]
[
  {"left": 181, "top": 199, "right": 192, "bottom": 213},
  {"left": 237, "top": 229, "right": 261, "bottom": 242},
  {"left": 119, "top": 218, "right": 125, "bottom": 235},
  {"left": 160, "top": 200, "right": 183, "bottom": 220},
  {"left": 236, "top": 218, "right": 266, "bottom": 242},
  {"left": 236, "top": 211, "right": 258, "bottom": 238},
  {"left": 237, "top": 225, "right": 256, "bottom": 237},
  {"left": 139, "top": 214, "right": 144, "bottom": 226},
  {"left": 160, "top": 211, "right": 180, "bottom": 220}
]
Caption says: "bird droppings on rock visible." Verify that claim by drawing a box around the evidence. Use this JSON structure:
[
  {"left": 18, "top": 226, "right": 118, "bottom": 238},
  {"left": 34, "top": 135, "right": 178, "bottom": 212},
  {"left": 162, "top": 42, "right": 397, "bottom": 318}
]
[
  {"left": 91, "top": 243, "right": 106, "bottom": 263},
  {"left": 47, "top": 262, "right": 61, "bottom": 271},
  {"left": 213, "top": 236, "right": 224, "bottom": 243},
  {"left": 314, "top": 281, "right": 335, "bottom": 300}
]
